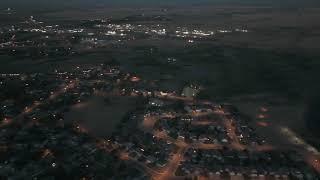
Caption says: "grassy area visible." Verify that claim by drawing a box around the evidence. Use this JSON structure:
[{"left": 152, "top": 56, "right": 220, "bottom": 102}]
[{"left": 64, "top": 95, "right": 138, "bottom": 137}]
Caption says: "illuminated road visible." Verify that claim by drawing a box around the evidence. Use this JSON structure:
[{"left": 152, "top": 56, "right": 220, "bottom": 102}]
[
  {"left": 153, "top": 146, "right": 188, "bottom": 180},
  {"left": 223, "top": 116, "right": 245, "bottom": 151},
  {"left": 151, "top": 127, "right": 224, "bottom": 180},
  {"left": 280, "top": 126, "right": 320, "bottom": 173},
  {"left": 141, "top": 100, "right": 279, "bottom": 179},
  {"left": 95, "top": 91, "right": 320, "bottom": 178},
  {"left": 141, "top": 115, "right": 158, "bottom": 132},
  {"left": 0, "top": 80, "right": 78, "bottom": 127},
  {"left": 156, "top": 94, "right": 193, "bottom": 102}
]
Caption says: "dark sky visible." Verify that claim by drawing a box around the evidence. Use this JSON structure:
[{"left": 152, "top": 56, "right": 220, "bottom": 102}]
[
  {"left": 1, "top": 0, "right": 319, "bottom": 9},
  {"left": 0, "top": 0, "right": 319, "bottom": 15}
]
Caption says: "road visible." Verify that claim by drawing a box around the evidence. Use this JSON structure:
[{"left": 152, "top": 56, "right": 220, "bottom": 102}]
[
  {"left": 0, "top": 80, "right": 78, "bottom": 128},
  {"left": 280, "top": 126, "right": 320, "bottom": 173},
  {"left": 136, "top": 99, "right": 280, "bottom": 179},
  {"left": 81, "top": 89, "right": 320, "bottom": 179}
]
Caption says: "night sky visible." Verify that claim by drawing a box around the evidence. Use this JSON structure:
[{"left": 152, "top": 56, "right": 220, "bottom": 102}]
[{"left": 1, "top": 0, "right": 320, "bottom": 9}]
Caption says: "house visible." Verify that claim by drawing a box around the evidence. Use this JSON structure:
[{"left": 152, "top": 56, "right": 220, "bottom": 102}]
[{"left": 148, "top": 98, "right": 164, "bottom": 107}]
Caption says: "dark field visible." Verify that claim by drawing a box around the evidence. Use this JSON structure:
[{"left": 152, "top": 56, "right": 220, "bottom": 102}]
[
  {"left": 65, "top": 95, "right": 138, "bottom": 137},
  {"left": 2, "top": 41, "right": 319, "bottom": 100}
]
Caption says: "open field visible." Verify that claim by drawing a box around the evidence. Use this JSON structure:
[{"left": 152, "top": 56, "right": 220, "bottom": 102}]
[{"left": 65, "top": 95, "right": 137, "bottom": 137}]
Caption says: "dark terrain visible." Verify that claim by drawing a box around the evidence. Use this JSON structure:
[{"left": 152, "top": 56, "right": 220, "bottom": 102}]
[{"left": 1, "top": 0, "right": 320, "bottom": 162}]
